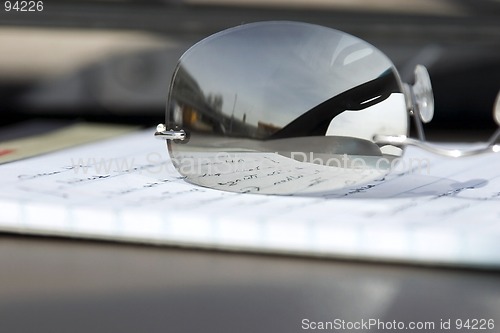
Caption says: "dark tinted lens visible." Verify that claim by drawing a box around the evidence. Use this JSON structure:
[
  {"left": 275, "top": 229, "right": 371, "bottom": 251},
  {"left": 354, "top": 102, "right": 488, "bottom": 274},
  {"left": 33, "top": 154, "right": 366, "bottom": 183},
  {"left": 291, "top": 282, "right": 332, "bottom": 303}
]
[{"left": 166, "top": 21, "right": 408, "bottom": 195}]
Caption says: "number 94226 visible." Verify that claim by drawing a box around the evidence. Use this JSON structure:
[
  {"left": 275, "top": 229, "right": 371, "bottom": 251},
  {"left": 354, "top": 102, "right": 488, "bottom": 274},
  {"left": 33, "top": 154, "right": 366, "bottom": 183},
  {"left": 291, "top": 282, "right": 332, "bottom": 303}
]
[{"left": 5, "top": 1, "right": 43, "bottom": 11}]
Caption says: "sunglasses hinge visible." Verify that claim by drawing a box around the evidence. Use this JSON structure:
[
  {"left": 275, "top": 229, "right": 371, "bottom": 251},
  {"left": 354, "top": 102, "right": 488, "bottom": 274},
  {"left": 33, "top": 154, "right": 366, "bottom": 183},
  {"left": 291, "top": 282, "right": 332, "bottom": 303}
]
[{"left": 154, "top": 124, "right": 187, "bottom": 141}]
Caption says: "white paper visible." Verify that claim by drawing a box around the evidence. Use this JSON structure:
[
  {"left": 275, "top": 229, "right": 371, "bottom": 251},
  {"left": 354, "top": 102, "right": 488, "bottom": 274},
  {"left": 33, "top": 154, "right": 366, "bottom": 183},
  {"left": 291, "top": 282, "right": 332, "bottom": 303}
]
[{"left": 1, "top": 129, "right": 499, "bottom": 267}]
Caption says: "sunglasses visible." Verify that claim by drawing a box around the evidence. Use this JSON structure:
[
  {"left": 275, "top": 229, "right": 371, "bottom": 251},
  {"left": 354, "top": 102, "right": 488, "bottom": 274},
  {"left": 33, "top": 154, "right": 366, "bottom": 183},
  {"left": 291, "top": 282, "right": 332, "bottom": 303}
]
[{"left": 155, "top": 21, "right": 500, "bottom": 195}]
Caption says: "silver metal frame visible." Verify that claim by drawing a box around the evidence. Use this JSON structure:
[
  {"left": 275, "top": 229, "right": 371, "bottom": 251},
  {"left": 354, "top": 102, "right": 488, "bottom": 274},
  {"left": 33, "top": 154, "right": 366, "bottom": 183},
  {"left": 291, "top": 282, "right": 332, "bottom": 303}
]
[
  {"left": 154, "top": 124, "right": 187, "bottom": 141},
  {"left": 381, "top": 66, "right": 500, "bottom": 158},
  {"left": 374, "top": 134, "right": 500, "bottom": 157}
]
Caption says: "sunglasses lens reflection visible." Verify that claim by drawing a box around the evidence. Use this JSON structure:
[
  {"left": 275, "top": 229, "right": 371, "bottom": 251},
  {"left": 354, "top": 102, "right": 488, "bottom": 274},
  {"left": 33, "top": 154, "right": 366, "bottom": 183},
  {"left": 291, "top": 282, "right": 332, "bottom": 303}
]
[{"left": 165, "top": 21, "right": 409, "bottom": 195}]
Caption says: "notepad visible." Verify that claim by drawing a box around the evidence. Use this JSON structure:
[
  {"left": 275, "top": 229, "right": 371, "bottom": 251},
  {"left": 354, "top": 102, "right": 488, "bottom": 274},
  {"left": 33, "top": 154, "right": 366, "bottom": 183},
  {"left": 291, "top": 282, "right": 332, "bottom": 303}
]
[{"left": 1, "top": 128, "right": 499, "bottom": 268}]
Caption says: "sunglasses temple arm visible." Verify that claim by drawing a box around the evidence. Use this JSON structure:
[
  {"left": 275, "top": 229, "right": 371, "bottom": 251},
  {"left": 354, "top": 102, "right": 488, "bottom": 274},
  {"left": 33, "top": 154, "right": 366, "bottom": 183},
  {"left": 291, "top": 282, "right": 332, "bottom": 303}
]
[
  {"left": 374, "top": 134, "right": 500, "bottom": 157},
  {"left": 391, "top": 88, "right": 500, "bottom": 156}
]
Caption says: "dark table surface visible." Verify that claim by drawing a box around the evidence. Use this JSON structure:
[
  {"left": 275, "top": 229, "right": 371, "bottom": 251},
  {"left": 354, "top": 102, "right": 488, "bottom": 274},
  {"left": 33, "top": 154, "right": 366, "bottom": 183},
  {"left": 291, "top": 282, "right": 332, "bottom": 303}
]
[{"left": 1, "top": 234, "right": 499, "bottom": 333}]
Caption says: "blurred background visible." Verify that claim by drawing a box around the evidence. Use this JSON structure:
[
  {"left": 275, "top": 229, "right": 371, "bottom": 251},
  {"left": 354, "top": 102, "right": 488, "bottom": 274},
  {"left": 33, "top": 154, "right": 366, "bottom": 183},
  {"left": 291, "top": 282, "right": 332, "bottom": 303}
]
[{"left": 1, "top": 0, "right": 499, "bottom": 137}]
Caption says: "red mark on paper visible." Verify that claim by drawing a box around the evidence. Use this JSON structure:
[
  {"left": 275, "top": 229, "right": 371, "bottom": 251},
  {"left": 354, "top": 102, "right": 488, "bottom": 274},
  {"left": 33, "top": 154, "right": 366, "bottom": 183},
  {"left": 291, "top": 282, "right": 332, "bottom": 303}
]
[{"left": 0, "top": 149, "right": 15, "bottom": 157}]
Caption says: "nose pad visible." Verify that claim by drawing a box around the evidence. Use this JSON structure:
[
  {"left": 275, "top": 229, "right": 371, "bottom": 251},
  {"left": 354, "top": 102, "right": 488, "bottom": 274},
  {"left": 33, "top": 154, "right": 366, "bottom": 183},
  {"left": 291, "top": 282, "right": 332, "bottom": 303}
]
[
  {"left": 494, "top": 90, "right": 500, "bottom": 126},
  {"left": 409, "top": 65, "right": 434, "bottom": 123},
  {"left": 402, "top": 65, "right": 434, "bottom": 141},
  {"left": 489, "top": 91, "right": 500, "bottom": 146}
]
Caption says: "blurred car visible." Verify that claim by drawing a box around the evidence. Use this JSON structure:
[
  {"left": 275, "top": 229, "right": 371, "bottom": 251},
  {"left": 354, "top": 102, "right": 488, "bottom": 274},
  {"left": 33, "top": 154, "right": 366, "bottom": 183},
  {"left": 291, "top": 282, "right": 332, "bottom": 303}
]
[{"left": 1, "top": 0, "right": 499, "bottom": 132}]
